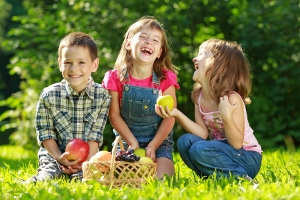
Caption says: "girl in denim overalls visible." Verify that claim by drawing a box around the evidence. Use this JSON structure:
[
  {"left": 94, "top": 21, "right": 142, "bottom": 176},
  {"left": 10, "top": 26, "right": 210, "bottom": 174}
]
[
  {"left": 156, "top": 39, "right": 262, "bottom": 180},
  {"left": 102, "top": 16, "right": 179, "bottom": 179}
]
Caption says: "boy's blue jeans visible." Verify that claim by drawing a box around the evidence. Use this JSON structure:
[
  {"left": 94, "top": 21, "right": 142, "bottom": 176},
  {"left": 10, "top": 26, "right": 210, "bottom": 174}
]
[{"left": 177, "top": 134, "right": 262, "bottom": 179}]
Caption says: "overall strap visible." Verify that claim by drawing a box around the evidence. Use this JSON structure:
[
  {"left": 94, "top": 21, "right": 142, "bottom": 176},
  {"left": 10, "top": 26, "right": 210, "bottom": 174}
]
[
  {"left": 152, "top": 71, "right": 160, "bottom": 87},
  {"left": 122, "top": 71, "right": 161, "bottom": 95},
  {"left": 151, "top": 71, "right": 160, "bottom": 95}
]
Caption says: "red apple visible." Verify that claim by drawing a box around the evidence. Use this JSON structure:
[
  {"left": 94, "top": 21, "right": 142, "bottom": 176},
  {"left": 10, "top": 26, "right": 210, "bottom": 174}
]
[{"left": 65, "top": 138, "right": 90, "bottom": 163}]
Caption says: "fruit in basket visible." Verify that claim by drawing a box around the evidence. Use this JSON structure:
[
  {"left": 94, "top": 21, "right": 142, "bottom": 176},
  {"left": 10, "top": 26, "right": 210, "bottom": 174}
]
[
  {"left": 156, "top": 95, "right": 174, "bottom": 111},
  {"left": 90, "top": 151, "right": 112, "bottom": 172},
  {"left": 90, "top": 150, "right": 112, "bottom": 162},
  {"left": 116, "top": 163, "right": 137, "bottom": 179},
  {"left": 138, "top": 157, "right": 154, "bottom": 177},
  {"left": 119, "top": 171, "right": 136, "bottom": 179},
  {"left": 100, "top": 174, "right": 110, "bottom": 181},
  {"left": 92, "top": 170, "right": 101, "bottom": 180},
  {"left": 65, "top": 138, "right": 90, "bottom": 163},
  {"left": 140, "top": 156, "right": 153, "bottom": 163},
  {"left": 134, "top": 148, "right": 146, "bottom": 157},
  {"left": 116, "top": 149, "right": 140, "bottom": 162}
]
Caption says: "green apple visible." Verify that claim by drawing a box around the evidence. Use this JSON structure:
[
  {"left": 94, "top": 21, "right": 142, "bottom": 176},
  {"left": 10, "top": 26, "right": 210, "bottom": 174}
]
[
  {"left": 100, "top": 174, "right": 109, "bottom": 181},
  {"left": 139, "top": 157, "right": 154, "bottom": 176},
  {"left": 119, "top": 171, "right": 136, "bottom": 179},
  {"left": 134, "top": 148, "right": 146, "bottom": 157},
  {"left": 156, "top": 95, "right": 174, "bottom": 111},
  {"left": 139, "top": 156, "right": 153, "bottom": 163},
  {"left": 92, "top": 170, "right": 101, "bottom": 180}
]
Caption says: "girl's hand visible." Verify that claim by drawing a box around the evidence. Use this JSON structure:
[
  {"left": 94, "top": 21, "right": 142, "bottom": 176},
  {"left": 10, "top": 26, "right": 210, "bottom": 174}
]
[
  {"left": 145, "top": 145, "right": 156, "bottom": 162},
  {"left": 155, "top": 104, "right": 177, "bottom": 119},
  {"left": 219, "top": 95, "right": 238, "bottom": 120},
  {"left": 128, "top": 143, "right": 140, "bottom": 151}
]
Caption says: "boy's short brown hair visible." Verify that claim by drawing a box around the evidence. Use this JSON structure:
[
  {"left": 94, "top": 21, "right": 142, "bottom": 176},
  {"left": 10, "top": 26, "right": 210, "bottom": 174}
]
[{"left": 58, "top": 32, "right": 98, "bottom": 61}]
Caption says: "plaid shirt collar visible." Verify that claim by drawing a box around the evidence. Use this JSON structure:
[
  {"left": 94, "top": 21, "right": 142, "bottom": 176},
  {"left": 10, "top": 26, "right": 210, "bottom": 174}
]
[{"left": 62, "top": 77, "right": 95, "bottom": 99}]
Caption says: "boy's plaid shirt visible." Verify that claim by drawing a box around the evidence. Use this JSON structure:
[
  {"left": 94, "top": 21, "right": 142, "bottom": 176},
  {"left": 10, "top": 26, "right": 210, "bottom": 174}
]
[{"left": 36, "top": 78, "right": 111, "bottom": 157}]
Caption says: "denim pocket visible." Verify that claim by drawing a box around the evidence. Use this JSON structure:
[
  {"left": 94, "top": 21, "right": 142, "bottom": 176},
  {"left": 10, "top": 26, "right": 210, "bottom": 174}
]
[{"left": 129, "top": 99, "right": 150, "bottom": 119}]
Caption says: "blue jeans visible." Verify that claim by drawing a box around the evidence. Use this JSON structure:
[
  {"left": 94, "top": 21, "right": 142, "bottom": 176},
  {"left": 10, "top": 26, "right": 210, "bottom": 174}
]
[{"left": 177, "top": 134, "right": 262, "bottom": 179}]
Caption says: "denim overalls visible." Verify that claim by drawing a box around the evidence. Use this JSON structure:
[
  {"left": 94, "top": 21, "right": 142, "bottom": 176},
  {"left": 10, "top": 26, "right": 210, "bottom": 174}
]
[{"left": 113, "top": 72, "right": 174, "bottom": 161}]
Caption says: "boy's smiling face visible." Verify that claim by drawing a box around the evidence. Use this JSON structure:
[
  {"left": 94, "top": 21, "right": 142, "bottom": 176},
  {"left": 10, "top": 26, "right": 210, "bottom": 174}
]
[{"left": 58, "top": 45, "right": 98, "bottom": 93}]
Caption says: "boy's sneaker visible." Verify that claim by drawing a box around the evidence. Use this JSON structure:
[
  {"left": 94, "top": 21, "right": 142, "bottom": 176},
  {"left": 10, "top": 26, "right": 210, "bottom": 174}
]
[
  {"left": 69, "top": 173, "right": 83, "bottom": 181},
  {"left": 20, "top": 177, "right": 37, "bottom": 184}
]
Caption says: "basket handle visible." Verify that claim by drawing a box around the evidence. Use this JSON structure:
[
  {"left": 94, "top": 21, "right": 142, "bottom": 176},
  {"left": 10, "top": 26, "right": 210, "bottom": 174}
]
[{"left": 109, "top": 136, "right": 124, "bottom": 181}]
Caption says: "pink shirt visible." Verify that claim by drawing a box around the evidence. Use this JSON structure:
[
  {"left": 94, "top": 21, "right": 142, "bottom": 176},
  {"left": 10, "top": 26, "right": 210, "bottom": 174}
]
[
  {"left": 102, "top": 69, "right": 180, "bottom": 100},
  {"left": 198, "top": 92, "right": 262, "bottom": 154}
]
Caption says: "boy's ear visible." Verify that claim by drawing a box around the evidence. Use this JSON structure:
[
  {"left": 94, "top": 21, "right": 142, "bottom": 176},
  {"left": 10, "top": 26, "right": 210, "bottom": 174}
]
[
  {"left": 92, "top": 58, "right": 99, "bottom": 72},
  {"left": 58, "top": 58, "right": 63, "bottom": 71}
]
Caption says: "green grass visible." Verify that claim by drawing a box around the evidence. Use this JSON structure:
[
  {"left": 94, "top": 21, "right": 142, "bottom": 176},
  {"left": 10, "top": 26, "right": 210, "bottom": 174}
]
[{"left": 1, "top": 145, "right": 300, "bottom": 200}]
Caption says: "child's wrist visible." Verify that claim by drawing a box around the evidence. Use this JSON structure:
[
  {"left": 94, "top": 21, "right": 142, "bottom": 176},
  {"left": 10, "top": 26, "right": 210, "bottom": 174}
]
[{"left": 146, "top": 144, "right": 156, "bottom": 151}]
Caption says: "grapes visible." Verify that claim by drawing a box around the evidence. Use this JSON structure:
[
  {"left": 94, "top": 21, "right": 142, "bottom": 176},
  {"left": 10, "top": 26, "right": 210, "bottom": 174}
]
[
  {"left": 127, "top": 149, "right": 134, "bottom": 154},
  {"left": 115, "top": 149, "right": 140, "bottom": 162}
]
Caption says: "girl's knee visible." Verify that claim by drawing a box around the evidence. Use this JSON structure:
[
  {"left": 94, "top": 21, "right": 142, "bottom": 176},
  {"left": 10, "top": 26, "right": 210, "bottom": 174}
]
[
  {"left": 177, "top": 134, "right": 192, "bottom": 143},
  {"left": 189, "top": 142, "right": 213, "bottom": 162},
  {"left": 156, "top": 157, "right": 175, "bottom": 178},
  {"left": 177, "top": 134, "right": 192, "bottom": 152},
  {"left": 177, "top": 134, "right": 202, "bottom": 149}
]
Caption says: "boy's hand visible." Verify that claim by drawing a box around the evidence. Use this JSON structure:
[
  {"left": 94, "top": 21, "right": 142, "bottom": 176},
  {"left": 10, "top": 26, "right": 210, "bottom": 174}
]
[
  {"left": 61, "top": 163, "right": 82, "bottom": 175},
  {"left": 59, "top": 152, "right": 82, "bottom": 174}
]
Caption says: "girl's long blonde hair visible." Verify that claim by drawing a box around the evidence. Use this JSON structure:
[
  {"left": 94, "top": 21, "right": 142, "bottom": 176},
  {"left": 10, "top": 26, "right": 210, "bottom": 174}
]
[
  {"left": 114, "top": 16, "right": 178, "bottom": 82},
  {"left": 192, "top": 39, "right": 252, "bottom": 105}
]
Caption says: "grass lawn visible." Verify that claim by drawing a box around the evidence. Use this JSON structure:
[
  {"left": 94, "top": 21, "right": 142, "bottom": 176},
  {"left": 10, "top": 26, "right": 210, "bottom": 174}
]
[{"left": 0, "top": 145, "right": 299, "bottom": 200}]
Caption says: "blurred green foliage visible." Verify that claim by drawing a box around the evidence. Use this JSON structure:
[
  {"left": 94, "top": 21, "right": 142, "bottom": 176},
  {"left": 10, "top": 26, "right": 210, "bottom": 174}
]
[
  {"left": 0, "top": 0, "right": 299, "bottom": 151},
  {"left": 0, "top": 0, "right": 11, "bottom": 43}
]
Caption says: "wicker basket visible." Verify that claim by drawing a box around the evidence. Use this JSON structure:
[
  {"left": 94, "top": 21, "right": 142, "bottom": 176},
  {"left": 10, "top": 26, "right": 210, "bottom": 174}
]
[{"left": 82, "top": 136, "right": 157, "bottom": 188}]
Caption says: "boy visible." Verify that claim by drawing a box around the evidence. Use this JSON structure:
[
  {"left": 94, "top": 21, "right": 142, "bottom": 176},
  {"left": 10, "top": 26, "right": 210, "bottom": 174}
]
[{"left": 26, "top": 32, "right": 111, "bottom": 182}]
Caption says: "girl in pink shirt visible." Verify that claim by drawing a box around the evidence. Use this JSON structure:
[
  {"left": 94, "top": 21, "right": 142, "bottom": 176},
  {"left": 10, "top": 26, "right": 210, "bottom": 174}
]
[
  {"left": 102, "top": 16, "right": 179, "bottom": 179},
  {"left": 156, "top": 39, "right": 262, "bottom": 180}
]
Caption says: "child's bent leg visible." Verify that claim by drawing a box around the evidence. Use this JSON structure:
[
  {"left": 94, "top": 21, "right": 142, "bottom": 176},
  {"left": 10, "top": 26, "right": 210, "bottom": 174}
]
[
  {"left": 189, "top": 140, "right": 250, "bottom": 178},
  {"left": 177, "top": 134, "right": 206, "bottom": 176},
  {"left": 27, "top": 158, "right": 64, "bottom": 183},
  {"left": 156, "top": 157, "right": 174, "bottom": 179},
  {"left": 155, "top": 139, "right": 175, "bottom": 179}
]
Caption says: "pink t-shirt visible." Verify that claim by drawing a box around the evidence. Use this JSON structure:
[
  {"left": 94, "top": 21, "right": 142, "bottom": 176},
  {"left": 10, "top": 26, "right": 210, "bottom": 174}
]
[
  {"left": 198, "top": 92, "right": 262, "bottom": 154},
  {"left": 102, "top": 69, "right": 180, "bottom": 100}
]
